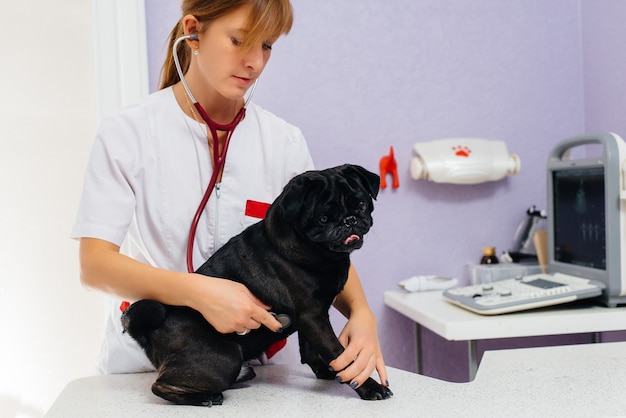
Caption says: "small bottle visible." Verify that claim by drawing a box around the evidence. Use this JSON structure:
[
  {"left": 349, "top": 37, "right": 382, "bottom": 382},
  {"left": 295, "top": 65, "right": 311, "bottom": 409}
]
[{"left": 480, "top": 247, "right": 499, "bottom": 265}]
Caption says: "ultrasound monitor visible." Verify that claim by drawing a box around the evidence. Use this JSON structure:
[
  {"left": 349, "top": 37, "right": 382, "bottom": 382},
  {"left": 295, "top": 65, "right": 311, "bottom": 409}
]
[
  {"left": 547, "top": 133, "right": 626, "bottom": 307},
  {"left": 443, "top": 133, "right": 626, "bottom": 314},
  {"left": 552, "top": 167, "right": 605, "bottom": 270}
]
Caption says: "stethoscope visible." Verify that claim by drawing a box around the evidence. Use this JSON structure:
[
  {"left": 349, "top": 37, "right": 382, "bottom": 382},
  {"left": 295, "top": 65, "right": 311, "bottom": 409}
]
[{"left": 173, "top": 34, "right": 258, "bottom": 273}]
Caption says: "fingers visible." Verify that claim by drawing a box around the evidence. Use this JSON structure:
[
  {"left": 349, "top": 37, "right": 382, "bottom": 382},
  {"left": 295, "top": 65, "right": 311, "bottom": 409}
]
[
  {"left": 329, "top": 337, "right": 389, "bottom": 389},
  {"left": 376, "top": 357, "right": 390, "bottom": 387},
  {"left": 233, "top": 310, "right": 281, "bottom": 335},
  {"left": 334, "top": 352, "right": 378, "bottom": 389},
  {"left": 251, "top": 307, "right": 283, "bottom": 333},
  {"left": 249, "top": 293, "right": 271, "bottom": 311},
  {"left": 329, "top": 341, "right": 358, "bottom": 374},
  {"left": 330, "top": 344, "right": 375, "bottom": 388},
  {"left": 236, "top": 327, "right": 251, "bottom": 336},
  {"left": 247, "top": 292, "right": 283, "bottom": 332},
  {"left": 230, "top": 291, "right": 282, "bottom": 333}
]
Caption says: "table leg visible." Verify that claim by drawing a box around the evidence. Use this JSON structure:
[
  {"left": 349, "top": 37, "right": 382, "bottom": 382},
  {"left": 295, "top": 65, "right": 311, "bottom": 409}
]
[
  {"left": 415, "top": 322, "right": 423, "bottom": 374},
  {"left": 468, "top": 340, "right": 478, "bottom": 381}
]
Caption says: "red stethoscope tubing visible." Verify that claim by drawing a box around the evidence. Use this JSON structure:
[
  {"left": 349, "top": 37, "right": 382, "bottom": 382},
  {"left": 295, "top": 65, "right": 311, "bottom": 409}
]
[
  {"left": 185, "top": 104, "right": 246, "bottom": 273},
  {"left": 174, "top": 33, "right": 256, "bottom": 273}
]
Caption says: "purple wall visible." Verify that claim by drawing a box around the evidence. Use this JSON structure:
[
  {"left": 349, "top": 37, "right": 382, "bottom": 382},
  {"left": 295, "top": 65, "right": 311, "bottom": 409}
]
[
  {"left": 582, "top": 0, "right": 626, "bottom": 135},
  {"left": 144, "top": 0, "right": 625, "bottom": 374}
]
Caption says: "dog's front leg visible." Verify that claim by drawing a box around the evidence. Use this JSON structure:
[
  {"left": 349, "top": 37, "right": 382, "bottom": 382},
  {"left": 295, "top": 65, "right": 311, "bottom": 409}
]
[
  {"left": 297, "top": 313, "right": 393, "bottom": 401},
  {"left": 298, "top": 332, "right": 338, "bottom": 380},
  {"left": 296, "top": 313, "right": 345, "bottom": 379}
]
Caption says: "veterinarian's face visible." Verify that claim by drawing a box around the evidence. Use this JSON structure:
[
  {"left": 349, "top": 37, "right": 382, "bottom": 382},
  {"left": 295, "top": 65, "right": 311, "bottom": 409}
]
[{"left": 194, "top": 5, "right": 275, "bottom": 101}]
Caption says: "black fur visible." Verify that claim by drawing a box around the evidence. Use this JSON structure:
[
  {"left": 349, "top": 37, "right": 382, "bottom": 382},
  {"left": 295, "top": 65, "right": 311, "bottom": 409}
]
[{"left": 121, "top": 164, "right": 392, "bottom": 406}]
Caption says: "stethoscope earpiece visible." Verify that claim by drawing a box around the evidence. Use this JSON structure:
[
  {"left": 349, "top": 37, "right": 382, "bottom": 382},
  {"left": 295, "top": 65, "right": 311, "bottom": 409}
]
[{"left": 175, "top": 34, "right": 258, "bottom": 109}]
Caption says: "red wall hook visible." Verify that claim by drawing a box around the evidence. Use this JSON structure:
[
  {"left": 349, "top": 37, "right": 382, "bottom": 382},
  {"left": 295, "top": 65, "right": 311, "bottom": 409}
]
[{"left": 380, "top": 146, "right": 399, "bottom": 189}]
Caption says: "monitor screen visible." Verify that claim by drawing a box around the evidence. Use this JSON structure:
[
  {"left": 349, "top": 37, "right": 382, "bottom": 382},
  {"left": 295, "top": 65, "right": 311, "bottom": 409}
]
[{"left": 552, "top": 166, "right": 606, "bottom": 270}]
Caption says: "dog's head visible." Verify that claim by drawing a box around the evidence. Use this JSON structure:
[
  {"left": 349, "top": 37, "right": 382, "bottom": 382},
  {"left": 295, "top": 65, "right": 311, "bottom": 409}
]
[{"left": 267, "top": 164, "right": 379, "bottom": 255}]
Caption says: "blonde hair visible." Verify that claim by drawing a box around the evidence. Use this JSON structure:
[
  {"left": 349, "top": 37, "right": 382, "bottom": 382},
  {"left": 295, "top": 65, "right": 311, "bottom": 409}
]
[{"left": 160, "top": 0, "right": 294, "bottom": 90}]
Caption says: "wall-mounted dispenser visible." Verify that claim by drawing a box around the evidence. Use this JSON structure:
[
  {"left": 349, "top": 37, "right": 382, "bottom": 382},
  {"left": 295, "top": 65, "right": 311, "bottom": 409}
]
[{"left": 410, "top": 138, "right": 520, "bottom": 184}]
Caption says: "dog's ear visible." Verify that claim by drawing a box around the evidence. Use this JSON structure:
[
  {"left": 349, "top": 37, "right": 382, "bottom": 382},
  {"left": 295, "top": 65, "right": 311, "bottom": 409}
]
[
  {"left": 341, "top": 165, "right": 380, "bottom": 200},
  {"left": 278, "top": 174, "right": 310, "bottom": 222}
]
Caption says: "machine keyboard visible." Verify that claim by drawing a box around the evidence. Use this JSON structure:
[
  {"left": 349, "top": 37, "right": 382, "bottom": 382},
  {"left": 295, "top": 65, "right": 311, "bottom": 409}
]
[{"left": 443, "top": 273, "right": 604, "bottom": 314}]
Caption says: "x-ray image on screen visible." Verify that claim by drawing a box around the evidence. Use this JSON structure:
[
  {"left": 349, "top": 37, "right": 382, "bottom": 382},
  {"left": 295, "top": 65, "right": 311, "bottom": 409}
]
[{"left": 552, "top": 167, "right": 606, "bottom": 270}]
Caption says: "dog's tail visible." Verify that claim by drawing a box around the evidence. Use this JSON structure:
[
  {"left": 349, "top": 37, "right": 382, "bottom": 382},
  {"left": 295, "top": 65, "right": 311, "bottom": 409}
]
[{"left": 121, "top": 300, "right": 168, "bottom": 347}]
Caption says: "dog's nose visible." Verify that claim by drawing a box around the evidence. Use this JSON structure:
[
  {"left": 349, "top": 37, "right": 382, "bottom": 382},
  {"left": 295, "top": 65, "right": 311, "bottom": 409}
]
[{"left": 343, "top": 215, "right": 357, "bottom": 227}]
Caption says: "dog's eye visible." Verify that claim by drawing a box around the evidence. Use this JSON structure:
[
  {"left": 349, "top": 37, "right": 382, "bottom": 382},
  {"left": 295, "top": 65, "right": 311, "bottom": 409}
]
[
  {"left": 319, "top": 215, "right": 329, "bottom": 224},
  {"left": 357, "top": 201, "right": 367, "bottom": 211}
]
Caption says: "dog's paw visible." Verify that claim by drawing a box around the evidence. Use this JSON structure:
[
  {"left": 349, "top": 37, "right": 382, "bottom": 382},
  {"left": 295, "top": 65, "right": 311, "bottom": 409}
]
[
  {"left": 152, "top": 381, "right": 224, "bottom": 406},
  {"left": 353, "top": 377, "right": 393, "bottom": 401}
]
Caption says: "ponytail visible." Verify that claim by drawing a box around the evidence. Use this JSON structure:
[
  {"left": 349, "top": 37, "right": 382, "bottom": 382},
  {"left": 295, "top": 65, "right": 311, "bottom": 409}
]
[{"left": 159, "top": 20, "right": 190, "bottom": 90}]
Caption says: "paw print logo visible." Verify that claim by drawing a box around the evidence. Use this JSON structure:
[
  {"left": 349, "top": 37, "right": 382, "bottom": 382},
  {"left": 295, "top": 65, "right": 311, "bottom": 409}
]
[{"left": 452, "top": 145, "right": 471, "bottom": 157}]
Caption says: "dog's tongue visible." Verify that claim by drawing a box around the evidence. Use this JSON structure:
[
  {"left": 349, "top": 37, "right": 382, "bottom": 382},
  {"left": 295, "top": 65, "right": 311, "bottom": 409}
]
[{"left": 344, "top": 235, "right": 360, "bottom": 245}]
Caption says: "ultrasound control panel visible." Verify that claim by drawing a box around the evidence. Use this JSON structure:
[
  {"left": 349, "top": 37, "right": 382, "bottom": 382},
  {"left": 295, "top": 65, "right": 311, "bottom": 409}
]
[{"left": 443, "top": 273, "right": 605, "bottom": 315}]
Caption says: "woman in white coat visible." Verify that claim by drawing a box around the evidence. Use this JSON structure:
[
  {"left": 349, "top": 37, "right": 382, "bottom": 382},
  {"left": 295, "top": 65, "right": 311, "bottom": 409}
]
[{"left": 72, "top": 0, "right": 388, "bottom": 392}]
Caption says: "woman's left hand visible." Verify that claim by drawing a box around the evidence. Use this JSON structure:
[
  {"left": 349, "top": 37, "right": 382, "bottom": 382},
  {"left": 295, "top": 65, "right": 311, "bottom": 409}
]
[{"left": 328, "top": 308, "right": 389, "bottom": 389}]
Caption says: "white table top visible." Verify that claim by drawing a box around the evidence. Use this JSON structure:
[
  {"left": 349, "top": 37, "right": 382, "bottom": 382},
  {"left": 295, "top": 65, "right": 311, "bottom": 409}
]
[
  {"left": 384, "top": 289, "right": 626, "bottom": 341},
  {"left": 46, "top": 342, "right": 626, "bottom": 417}
]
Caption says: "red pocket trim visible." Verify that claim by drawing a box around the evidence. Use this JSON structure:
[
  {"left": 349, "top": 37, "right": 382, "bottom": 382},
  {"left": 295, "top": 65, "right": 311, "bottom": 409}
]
[
  {"left": 245, "top": 200, "right": 271, "bottom": 219},
  {"left": 266, "top": 338, "right": 287, "bottom": 359}
]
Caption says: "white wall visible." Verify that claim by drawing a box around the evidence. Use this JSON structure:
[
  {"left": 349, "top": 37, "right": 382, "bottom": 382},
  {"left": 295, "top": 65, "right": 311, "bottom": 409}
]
[{"left": 0, "top": 1, "right": 111, "bottom": 416}]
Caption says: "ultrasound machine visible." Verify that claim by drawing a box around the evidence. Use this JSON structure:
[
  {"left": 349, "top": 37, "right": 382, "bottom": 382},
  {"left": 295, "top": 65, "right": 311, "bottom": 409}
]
[{"left": 444, "top": 133, "right": 626, "bottom": 314}]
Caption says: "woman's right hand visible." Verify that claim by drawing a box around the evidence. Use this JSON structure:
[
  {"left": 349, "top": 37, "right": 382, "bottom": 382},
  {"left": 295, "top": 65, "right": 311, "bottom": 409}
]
[
  {"left": 78, "top": 238, "right": 282, "bottom": 335},
  {"left": 186, "top": 273, "right": 283, "bottom": 335}
]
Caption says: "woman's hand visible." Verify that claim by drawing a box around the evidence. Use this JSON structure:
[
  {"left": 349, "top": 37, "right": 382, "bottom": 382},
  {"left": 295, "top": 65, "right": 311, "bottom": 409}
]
[
  {"left": 186, "top": 273, "right": 283, "bottom": 335},
  {"left": 78, "top": 238, "right": 282, "bottom": 335},
  {"left": 328, "top": 264, "right": 389, "bottom": 389},
  {"left": 329, "top": 308, "right": 389, "bottom": 389}
]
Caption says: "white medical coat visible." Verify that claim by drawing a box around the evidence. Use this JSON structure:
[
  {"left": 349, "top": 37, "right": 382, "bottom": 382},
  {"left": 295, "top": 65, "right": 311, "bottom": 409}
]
[{"left": 72, "top": 87, "right": 314, "bottom": 373}]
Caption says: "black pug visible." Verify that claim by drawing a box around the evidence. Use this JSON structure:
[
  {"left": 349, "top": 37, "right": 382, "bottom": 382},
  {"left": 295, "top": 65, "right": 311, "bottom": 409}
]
[{"left": 121, "top": 164, "right": 392, "bottom": 406}]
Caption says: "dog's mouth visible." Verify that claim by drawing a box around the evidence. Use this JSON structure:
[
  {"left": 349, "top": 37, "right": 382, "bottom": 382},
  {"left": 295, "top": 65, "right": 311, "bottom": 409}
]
[
  {"left": 343, "top": 234, "right": 361, "bottom": 245},
  {"left": 327, "top": 232, "right": 365, "bottom": 253}
]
